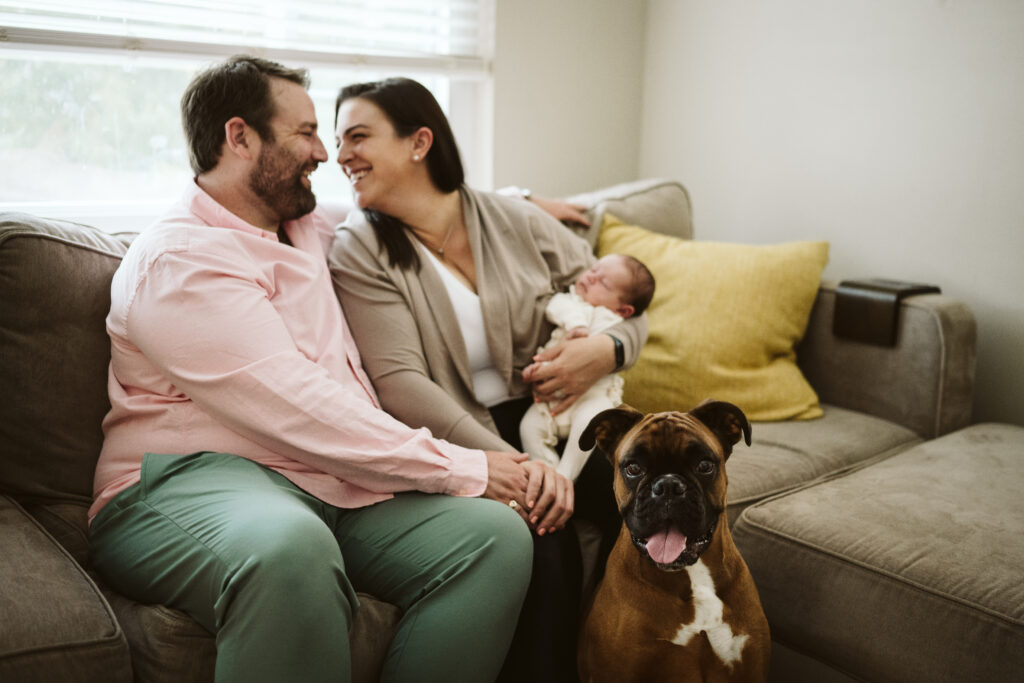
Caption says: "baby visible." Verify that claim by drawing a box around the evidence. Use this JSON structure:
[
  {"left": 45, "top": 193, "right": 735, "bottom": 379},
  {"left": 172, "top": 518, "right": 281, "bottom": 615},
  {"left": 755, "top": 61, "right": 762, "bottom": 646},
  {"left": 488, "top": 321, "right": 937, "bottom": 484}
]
[{"left": 520, "top": 253, "right": 655, "bottom": 480}]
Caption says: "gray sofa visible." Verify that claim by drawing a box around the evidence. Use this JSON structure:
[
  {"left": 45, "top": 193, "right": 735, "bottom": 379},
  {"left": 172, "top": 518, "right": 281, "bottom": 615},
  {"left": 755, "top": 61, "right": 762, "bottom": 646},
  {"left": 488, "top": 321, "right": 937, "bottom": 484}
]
[{"left": 2, "top": 179, "right": 1018, "bottom": 682}]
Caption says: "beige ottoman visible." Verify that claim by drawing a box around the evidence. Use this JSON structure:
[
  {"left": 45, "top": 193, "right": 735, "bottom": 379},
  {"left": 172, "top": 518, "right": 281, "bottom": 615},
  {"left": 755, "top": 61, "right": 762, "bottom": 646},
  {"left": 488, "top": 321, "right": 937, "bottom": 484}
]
[{"left": 732, "top": 423, "right": 1024, "bottom": 683}]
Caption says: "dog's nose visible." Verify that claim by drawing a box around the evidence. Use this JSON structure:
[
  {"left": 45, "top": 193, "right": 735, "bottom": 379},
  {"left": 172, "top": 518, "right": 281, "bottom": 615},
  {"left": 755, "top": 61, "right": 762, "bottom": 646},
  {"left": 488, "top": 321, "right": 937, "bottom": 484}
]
[{"left": 651, "top": 474, "right": 686, "bottom": 499}]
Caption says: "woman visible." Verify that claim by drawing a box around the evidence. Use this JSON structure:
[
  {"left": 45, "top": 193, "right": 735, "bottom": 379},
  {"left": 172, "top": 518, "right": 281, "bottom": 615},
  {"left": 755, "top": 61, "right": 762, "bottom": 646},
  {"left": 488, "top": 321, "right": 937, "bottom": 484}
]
[{"left": 328, "top": 78, "right": 647, "bottom": 681}]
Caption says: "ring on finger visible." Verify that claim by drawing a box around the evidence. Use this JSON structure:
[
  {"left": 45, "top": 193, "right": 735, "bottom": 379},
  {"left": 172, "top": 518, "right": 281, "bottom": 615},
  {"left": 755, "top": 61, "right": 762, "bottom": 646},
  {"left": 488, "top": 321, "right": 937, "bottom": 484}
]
[
  {"left": 508, "top": 499, "right": 520, "bottom": 510},
  {"left": 554, "top": 389, "right": 566, "bottom": 399}
]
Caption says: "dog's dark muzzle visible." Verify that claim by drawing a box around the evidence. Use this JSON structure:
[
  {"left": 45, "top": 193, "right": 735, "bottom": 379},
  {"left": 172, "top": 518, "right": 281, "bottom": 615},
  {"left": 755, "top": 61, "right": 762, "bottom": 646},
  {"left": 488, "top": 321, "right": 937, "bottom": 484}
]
[
  {"left": 626, "top": 471, "right": 719, "bottom": 569},
  {"left": 651, "top": 473, "right": 687, "bottom": 500},
  {"left": 634, "top": 472, "right": 705, "bottom": 523}
]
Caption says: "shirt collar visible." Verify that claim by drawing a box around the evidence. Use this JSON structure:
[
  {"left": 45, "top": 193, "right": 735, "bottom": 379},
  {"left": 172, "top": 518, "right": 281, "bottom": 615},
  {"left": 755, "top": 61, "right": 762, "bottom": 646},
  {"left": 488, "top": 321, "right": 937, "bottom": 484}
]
[{"left": 185, "top": 179, "right": 282, "bottom": 241}]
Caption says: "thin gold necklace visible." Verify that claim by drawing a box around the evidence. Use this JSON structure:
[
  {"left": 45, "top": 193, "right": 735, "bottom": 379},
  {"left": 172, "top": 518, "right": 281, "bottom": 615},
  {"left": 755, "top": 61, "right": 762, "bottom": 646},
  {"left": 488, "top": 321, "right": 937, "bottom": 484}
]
[{"left": 435, "top": 221, "right": 456, "bottom": 258}]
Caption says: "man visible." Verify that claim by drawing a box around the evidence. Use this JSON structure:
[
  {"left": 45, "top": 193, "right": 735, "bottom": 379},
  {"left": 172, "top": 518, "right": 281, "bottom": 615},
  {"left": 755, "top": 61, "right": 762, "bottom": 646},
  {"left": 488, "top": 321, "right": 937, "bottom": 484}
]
[{"left": 88, "top": 55, "right": 536, "bottom": 683}]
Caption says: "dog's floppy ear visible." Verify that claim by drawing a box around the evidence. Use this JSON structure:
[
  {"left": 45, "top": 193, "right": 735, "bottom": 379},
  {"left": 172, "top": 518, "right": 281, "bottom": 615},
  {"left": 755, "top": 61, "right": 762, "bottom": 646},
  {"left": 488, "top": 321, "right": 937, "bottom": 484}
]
[
  {"left": 689, "top": 400, "right": 751, "bottom": 460},
  {"left": 579, "top": 405, "right": 645, "bottom": 463}
]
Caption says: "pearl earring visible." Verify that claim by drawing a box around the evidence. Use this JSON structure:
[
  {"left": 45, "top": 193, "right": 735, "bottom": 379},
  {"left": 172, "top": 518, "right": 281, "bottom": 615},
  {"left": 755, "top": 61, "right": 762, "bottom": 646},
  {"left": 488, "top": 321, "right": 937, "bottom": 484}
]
[{"left": 413, "top": 154, "right": 420, "bottom": 161}]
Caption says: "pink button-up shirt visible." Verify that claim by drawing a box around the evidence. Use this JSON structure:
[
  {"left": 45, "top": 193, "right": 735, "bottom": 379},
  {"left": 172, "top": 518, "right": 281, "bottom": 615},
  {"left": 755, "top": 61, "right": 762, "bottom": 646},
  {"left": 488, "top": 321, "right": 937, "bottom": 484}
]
[{"left": 89, "top": 183, "right": 487, "bottom": 521}]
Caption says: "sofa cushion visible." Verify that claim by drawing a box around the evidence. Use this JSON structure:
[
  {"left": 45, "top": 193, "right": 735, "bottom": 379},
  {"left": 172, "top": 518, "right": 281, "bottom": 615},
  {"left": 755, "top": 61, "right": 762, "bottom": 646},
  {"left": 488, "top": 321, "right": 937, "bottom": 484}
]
[
  {"left": 0, "top": 213, "right": 133, "bottom": 505},
  {"left": 20, "top": 502, "right": 91, "bottom": 568},
  {"left": 99, "top": 592, "right": 214, "bottom": 683},
  {"left": 103, "top": 584, "right": 400, "bottom": 683},
  {"left": 597, "top": 213, "right": 828, "bottom": 421},
  {"left": 0, "top": 495, "right": 131, "bottom": 682},
  {"left": 725, "top": 405, "right": 920, "bottom": 524},
  {"left": 733, "top": 423, "right": 1024, "bottom": 683}
]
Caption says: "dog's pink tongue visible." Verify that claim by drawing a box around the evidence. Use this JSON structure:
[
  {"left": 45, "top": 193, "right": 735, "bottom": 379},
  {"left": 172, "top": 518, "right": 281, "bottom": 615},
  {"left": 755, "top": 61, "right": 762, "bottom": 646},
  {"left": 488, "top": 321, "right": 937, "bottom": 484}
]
[{"left": 646, "top": 527, "right": 687, "bottom": 564}]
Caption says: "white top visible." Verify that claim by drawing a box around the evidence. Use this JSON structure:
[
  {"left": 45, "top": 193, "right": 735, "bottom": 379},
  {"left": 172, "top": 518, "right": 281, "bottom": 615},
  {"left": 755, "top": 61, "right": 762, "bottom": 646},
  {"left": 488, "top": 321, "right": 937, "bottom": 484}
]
[{"left": 420, "top": 244, "right": 511, "bottom": 408}]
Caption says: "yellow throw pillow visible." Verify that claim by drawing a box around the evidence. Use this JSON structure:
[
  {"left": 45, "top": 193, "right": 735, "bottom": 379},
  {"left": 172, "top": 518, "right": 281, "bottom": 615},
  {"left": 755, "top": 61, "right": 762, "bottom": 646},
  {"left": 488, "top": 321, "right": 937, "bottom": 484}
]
[{"left": 598, "top": 213, "right": 828, "bottom": 421}]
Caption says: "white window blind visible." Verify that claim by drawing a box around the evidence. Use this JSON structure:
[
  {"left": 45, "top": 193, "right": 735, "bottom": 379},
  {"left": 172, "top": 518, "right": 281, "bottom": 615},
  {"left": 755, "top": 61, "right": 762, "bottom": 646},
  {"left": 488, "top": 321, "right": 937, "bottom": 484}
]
[
  {"left": 0, "top": 1, "right": 495, "bottom": 230},
  {"left": 0, "top": 1, "right": 494, "bottom": 71}
]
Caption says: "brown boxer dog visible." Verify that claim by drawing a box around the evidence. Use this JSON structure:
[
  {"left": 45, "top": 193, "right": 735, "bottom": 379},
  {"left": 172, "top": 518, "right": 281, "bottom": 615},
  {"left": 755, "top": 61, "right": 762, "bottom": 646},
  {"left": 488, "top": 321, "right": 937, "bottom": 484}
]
[{"left": 577, "top": 401, "right": 770, "bottom": 683}]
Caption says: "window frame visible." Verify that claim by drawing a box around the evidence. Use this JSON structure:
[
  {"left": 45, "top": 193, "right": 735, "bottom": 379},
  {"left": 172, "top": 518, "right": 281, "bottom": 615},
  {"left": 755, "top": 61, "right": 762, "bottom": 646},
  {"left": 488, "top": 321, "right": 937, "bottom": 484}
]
[{"left": 0, "top": 2, "right": 495, "bottom": 231}]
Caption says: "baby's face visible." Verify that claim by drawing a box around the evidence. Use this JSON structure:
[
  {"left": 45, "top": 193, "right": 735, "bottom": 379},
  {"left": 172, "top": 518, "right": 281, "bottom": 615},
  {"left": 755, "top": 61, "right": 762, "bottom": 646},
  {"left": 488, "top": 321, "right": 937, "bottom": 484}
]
[{"left": 575, "top": 255, "right": 633, "bottom": 314}]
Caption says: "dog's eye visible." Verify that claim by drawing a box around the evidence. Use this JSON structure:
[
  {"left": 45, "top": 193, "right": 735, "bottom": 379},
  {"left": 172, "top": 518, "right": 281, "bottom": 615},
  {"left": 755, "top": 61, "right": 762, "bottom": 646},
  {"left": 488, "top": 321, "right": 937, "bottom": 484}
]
[
  {"left": 623, "top": 462, "right": 644, "bottom": 478},
  {"left": 695, "top": 460, "right": 716, "bottom": 476}
]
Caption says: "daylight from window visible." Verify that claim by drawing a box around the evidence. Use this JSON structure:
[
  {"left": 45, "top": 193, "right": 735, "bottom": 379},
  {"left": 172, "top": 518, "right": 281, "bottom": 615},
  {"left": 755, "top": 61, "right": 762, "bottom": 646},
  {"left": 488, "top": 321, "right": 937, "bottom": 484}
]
[
  {"left": 0, "top": 0, "right": 493, "bottom": 227},
  {"left": 0, "top": 50, "right": 452, "bottom": 210}
]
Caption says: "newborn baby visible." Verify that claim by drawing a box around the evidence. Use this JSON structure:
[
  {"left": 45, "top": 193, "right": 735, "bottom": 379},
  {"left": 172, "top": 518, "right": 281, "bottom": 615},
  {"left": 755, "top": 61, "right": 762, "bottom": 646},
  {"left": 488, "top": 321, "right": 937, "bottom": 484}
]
[{"left": 520, "top": 253, "right": 655, "bottom": 480}]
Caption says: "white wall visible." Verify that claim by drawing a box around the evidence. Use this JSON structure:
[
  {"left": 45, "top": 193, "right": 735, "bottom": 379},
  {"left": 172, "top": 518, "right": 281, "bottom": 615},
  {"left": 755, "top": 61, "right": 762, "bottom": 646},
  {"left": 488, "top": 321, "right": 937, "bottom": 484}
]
[
  {"left": 492, "top": 0, "right": 648, "bottom": 197},
  {"left": 639, "top": 0, "right": 1024, "bottom": 426}
]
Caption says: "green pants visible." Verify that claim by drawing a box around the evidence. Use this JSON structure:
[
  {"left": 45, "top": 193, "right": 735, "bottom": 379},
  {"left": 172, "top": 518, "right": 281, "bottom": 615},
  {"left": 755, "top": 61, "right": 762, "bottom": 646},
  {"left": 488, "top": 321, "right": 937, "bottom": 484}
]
[{"left": 89, "top": 452, "right": 533, "bottom": 683}]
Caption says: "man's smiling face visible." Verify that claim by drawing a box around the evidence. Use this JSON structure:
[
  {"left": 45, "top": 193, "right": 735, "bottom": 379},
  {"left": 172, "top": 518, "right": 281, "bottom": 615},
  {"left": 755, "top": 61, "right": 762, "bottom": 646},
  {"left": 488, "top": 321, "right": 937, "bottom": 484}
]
[{"left": 248, "top": 77, "right": 327, "bottom": 222}]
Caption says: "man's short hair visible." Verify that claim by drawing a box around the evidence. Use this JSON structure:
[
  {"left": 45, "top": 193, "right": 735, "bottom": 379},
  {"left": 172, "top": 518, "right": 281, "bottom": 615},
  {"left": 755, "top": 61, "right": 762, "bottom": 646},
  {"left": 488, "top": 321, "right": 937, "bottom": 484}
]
[
  {"left": 181, "top": 55, "right": 309, "bottom": 175},
  {"left": 620, "top": 254, "right": 656, "bottom": 317}
]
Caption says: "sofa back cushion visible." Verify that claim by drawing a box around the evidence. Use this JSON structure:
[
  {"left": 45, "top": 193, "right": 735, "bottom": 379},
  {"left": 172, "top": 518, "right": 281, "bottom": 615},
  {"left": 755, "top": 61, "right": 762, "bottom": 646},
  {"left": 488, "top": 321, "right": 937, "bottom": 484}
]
[
  {"left": 565, "top": 178, "right": 693, "bottom": 247},
  {"left": 0, "top": 213, "right": 134, "bottom": 505}
]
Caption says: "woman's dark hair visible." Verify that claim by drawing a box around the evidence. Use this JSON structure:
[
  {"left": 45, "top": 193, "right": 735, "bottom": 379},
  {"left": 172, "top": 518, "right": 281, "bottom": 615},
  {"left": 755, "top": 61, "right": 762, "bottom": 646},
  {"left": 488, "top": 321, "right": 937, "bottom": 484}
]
[
  {"left": 335, "top": 77, "right": 465, "bottom": 270},
  {"left": 182, "top": 55, "right": 309, "bottom": 175}
]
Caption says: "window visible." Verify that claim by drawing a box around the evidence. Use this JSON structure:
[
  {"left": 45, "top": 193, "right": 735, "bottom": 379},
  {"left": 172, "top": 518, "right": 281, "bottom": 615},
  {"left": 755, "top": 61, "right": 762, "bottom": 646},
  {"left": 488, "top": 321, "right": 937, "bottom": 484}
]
[{"left": 0, "top": 1, "right": 495, "bottom": 230}]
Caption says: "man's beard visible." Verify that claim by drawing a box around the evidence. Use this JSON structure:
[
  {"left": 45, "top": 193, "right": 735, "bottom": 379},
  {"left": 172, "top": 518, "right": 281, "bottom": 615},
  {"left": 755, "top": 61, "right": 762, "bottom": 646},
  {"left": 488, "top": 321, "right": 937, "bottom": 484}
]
[{"left": 249, "top": 142, "right": 317, "bottom": 222}]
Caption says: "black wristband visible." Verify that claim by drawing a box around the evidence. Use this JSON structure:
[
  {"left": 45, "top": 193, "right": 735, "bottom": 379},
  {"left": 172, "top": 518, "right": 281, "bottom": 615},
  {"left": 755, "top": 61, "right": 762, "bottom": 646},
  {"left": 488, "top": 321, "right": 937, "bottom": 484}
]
[{"left": 608, "top": 334, "right": 625, "bottom": 370}]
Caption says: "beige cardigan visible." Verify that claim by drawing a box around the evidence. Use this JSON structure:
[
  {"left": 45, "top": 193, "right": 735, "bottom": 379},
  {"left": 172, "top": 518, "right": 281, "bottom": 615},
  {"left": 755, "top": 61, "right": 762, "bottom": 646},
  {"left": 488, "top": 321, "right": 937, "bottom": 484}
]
[{"left": 329, "top": 187, "right": 647, "bottom": 452}]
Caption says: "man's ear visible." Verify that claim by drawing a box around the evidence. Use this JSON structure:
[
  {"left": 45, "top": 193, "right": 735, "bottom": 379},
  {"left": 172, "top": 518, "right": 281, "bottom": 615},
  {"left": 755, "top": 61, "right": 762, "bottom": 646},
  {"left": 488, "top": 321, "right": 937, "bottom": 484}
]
[
  {"left": 410, "top": 126, "right": 433, "bottom": 160},
  {"left": 224, "top": 116, "right": 257, "bottom": 161}
]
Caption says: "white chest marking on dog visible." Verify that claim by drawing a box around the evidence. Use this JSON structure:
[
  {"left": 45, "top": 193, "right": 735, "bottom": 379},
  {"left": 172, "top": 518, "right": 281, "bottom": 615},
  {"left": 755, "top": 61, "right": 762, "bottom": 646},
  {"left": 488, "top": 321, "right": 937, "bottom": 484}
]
[{"left": 668, "top": 559, "right": 749, "bottom": 667}]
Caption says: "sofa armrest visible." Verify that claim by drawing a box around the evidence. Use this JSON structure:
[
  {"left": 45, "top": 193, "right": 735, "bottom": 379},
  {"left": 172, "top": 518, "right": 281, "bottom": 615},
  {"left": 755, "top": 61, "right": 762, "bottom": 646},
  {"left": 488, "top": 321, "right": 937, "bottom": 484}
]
[
  {"left": 797, "top": 280, "right": 976, "bottom": 439},
  {"left": 564, "top": 178, "right": 694, "bottom": 246}
]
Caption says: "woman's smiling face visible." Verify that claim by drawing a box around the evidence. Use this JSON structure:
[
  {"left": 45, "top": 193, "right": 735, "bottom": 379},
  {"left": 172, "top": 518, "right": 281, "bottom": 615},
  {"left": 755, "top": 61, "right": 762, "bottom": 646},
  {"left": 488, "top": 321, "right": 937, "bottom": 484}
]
[{"left": 335, "top": 97, "right": 417, "bottom": 211}]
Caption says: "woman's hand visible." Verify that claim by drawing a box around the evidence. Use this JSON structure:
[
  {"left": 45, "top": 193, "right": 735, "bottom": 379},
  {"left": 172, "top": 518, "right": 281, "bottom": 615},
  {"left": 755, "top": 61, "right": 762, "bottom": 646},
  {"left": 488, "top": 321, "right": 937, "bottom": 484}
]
[
  {"left": 530, "top": 196, "right": 591, "bottom": 227},
  {"left": 522, "top": 461, "right": 575, "bottom": 535},
  {"left": 521, "top": 334, "right": 617, "bottom": 415},
  {"left": 482, "top": 450, "right": 530, "bottom": 523}
]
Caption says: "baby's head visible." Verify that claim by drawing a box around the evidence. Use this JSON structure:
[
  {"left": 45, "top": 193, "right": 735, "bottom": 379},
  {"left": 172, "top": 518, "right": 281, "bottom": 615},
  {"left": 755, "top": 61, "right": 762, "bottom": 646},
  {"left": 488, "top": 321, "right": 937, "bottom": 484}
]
[{"left": 575, "top": 254, "right": 655, "bottom": 319}]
